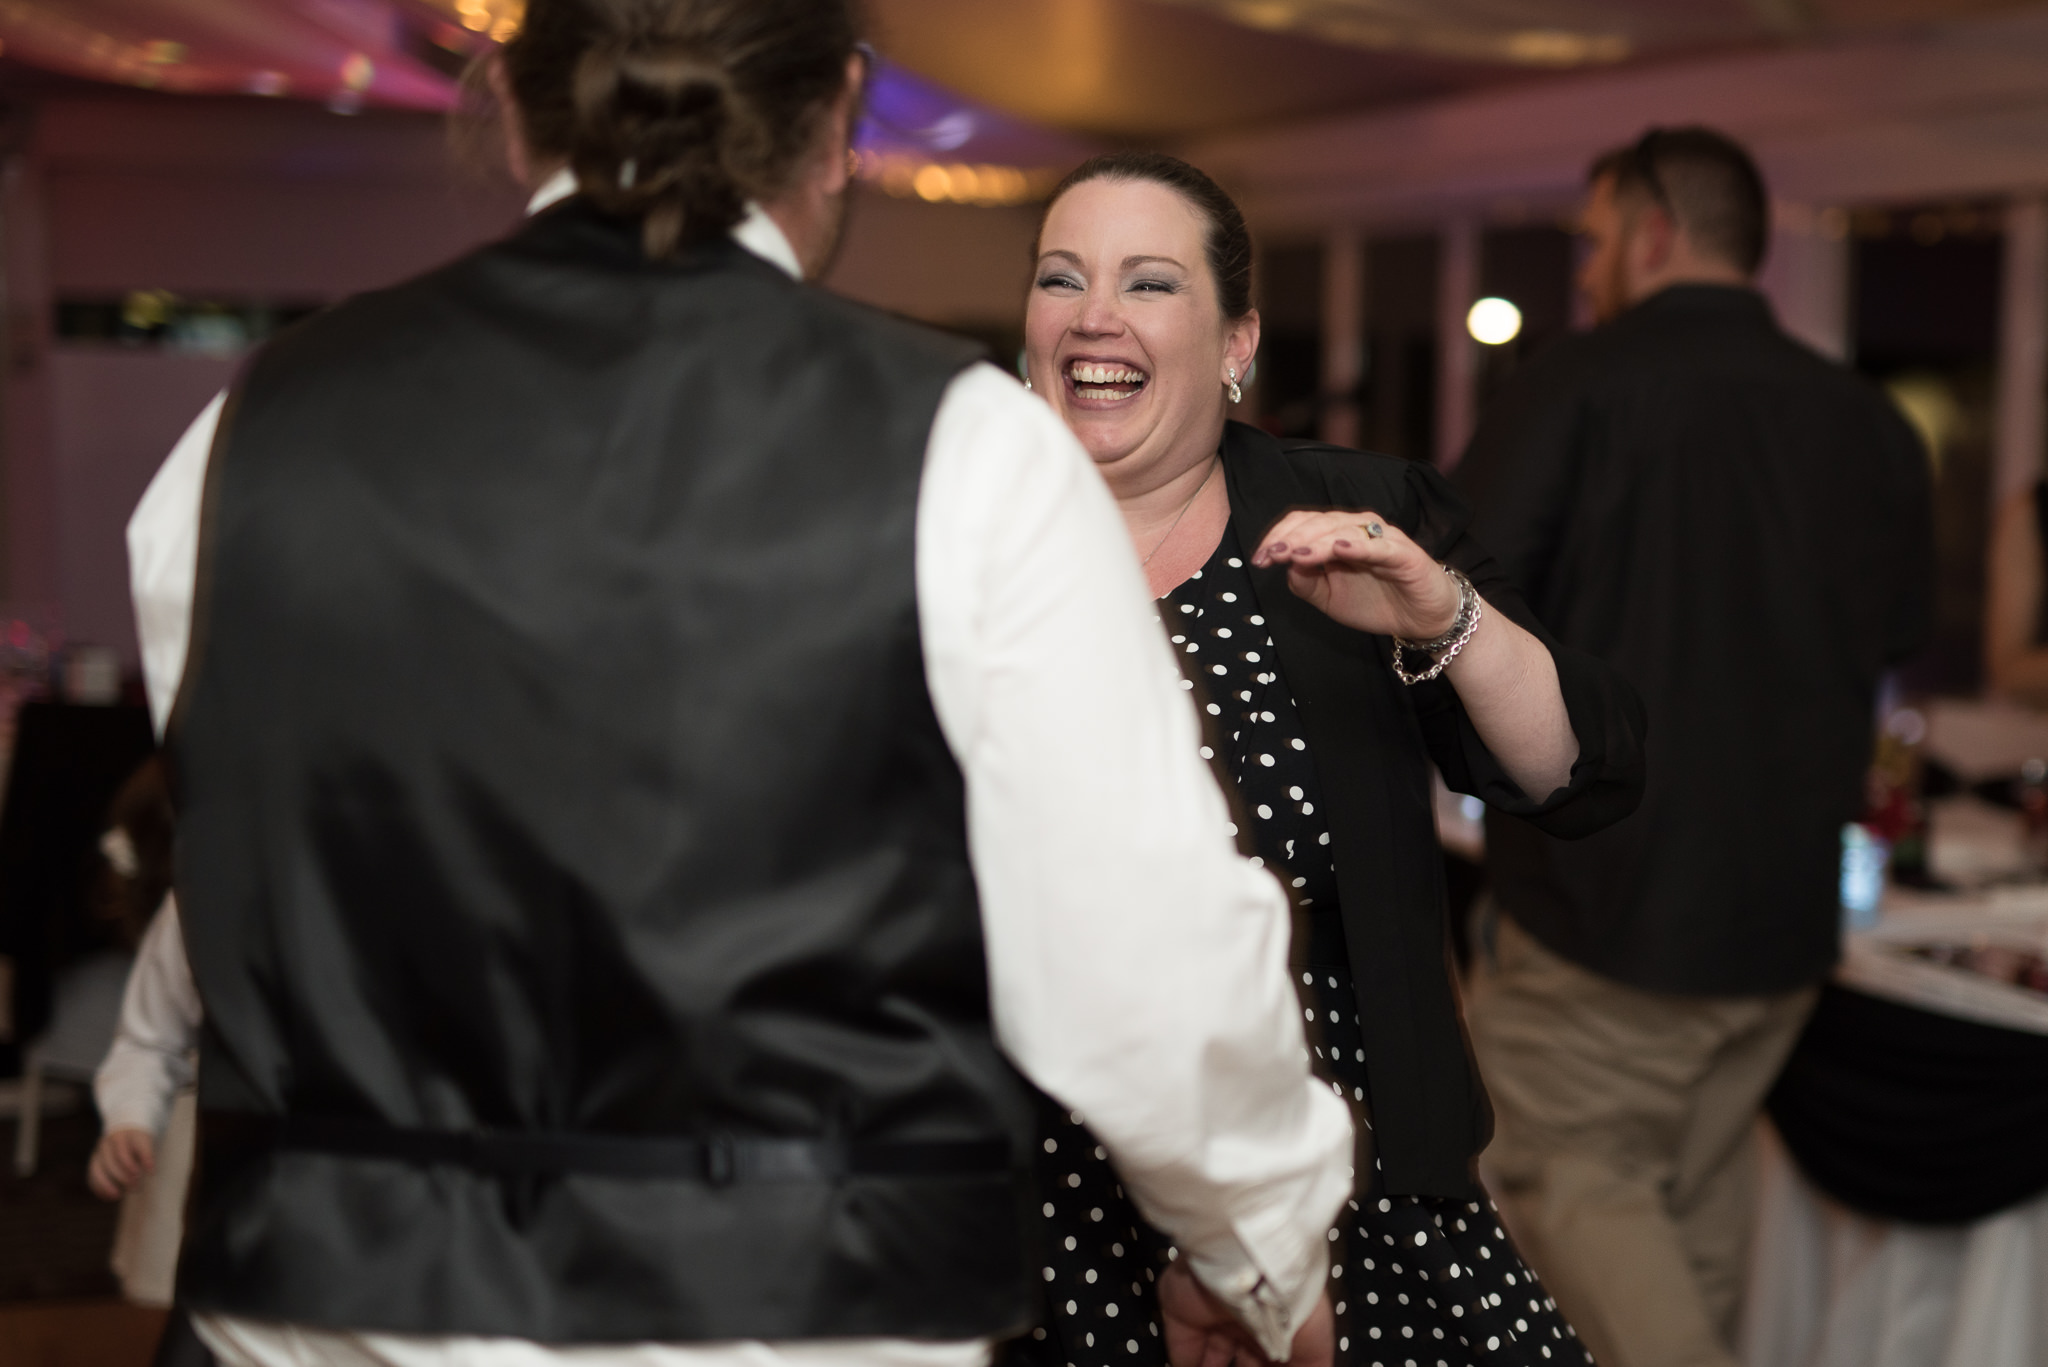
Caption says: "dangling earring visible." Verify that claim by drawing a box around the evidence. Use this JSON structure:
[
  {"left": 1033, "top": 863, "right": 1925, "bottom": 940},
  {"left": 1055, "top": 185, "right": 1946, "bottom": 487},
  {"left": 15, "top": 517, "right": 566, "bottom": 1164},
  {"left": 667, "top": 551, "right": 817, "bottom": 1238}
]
[
  {"left": 1024, "top": 378, "right": 1033, "bottom": 391},
  {"left": 1226, "top": 367, "right": 1242, "bottom": 405}
]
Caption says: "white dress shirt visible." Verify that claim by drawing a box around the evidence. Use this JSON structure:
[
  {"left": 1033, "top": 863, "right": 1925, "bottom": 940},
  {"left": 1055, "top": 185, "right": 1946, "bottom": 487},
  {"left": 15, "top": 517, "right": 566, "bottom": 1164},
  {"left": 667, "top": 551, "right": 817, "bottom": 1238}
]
[
  {"left": 94, "top": 894, "right": 200, "bottom": 1137},
  {"left": 129, "top": 174, "right": 1352, "bottom": 1367}
]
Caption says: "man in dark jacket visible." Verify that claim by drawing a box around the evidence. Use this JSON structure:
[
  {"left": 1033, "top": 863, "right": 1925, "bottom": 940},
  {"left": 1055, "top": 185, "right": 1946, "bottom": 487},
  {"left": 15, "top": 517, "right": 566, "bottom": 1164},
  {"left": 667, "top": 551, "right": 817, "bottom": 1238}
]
[{"left": 1456, "top": 127, "right": 1934, "bottom": 1367}]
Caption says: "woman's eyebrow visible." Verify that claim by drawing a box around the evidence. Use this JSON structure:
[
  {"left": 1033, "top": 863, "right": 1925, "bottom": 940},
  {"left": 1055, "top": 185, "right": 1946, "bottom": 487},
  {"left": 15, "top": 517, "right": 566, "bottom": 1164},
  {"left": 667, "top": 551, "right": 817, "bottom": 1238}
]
[
  {"left": 1122, "top": 255, "right": 1186, "bottom": 270},
  {"left": 1037, "top": 250, "right": 1083, "bottom": 267}
]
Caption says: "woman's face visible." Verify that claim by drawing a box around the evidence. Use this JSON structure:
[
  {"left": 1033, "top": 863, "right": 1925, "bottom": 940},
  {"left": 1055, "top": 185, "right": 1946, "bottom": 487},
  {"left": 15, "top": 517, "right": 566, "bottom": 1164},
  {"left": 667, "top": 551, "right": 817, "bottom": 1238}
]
[{"left": 1025, "top": 178, "right": 1259, "bottom": 498}]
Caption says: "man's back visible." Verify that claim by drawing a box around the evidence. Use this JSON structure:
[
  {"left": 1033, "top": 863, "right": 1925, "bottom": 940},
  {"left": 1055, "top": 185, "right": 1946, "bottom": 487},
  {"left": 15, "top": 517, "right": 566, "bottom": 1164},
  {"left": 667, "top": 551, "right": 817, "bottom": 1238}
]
[{"left": 1459, "top": 284, "right": 1933, "bottom": 994}]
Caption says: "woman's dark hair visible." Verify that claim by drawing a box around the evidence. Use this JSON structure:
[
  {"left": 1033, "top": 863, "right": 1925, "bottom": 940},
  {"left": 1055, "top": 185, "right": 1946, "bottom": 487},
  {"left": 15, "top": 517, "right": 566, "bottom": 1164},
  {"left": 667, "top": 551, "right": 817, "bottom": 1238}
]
[
  {"left": 93, "top": 756, "right": 174, "bottom": 951},
  {"left": 1037, "top": 151, "right": 1255, "bottom": 320},
  {"left": 499, "top": 0, "right": 862, "bottom": 258},
  {"left": 1589, "top": 126, "right": 1770, "bottom": 276}
]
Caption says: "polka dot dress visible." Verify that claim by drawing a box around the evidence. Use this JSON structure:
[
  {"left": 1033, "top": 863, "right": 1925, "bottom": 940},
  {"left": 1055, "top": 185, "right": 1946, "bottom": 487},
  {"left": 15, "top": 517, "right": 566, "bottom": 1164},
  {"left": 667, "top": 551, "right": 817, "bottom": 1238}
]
[{"left": 1005, "top": 526, "right": 1593, "bottom": 1367}]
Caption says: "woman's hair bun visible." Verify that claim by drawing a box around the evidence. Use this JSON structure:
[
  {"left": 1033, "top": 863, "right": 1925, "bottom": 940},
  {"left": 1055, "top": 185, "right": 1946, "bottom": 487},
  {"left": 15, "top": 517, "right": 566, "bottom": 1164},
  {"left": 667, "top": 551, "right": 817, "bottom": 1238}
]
[{"left": 498, "top": 0, "right": 863, "bottom": 261}]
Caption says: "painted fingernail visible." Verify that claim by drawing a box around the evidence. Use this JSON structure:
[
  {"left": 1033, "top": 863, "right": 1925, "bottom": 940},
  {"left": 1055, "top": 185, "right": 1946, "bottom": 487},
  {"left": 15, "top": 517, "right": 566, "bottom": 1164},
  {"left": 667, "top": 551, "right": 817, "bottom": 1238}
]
[{"left": 1335, "top": 539, "right": 1353, "bottom": 548}]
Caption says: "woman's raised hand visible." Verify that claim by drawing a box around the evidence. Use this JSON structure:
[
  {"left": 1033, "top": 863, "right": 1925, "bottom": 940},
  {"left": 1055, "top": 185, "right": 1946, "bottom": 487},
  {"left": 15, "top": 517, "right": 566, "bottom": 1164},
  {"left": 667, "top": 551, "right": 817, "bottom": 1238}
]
[{"left": 1252, "top": 510, "right": 1460, "bottom": 640}]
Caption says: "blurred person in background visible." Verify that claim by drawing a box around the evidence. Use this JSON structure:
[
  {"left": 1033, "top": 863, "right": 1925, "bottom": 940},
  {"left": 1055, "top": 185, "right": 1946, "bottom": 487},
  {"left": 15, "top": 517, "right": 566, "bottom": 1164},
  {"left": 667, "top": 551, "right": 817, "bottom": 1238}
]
[
  {"left": 87, "top": 757, "right": 212, "bottom": 1367},
  {"left": 1012, "top": 151, "right": 1647, "bottom": 1367},
  {"left": 124, "top": 4, "right": 1355, "bottom": 1367},
  {"left": 1455, "top": 126, "right": 1935, "bottom": 1367}
]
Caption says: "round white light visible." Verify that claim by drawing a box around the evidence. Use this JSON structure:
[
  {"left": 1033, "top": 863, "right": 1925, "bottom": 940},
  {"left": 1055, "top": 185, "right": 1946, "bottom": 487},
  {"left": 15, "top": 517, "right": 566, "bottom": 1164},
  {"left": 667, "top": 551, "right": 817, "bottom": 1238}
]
[{"left": 1466, "top": 296, "right": 1523, "bottom": 346}]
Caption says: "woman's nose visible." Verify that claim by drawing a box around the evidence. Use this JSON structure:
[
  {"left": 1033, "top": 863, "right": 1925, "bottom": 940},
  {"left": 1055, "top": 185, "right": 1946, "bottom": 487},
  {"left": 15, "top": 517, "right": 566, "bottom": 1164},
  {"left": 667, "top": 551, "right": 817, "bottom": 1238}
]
[{"left": 1073, "top": 286, "right": 1124, "bottom": 337}]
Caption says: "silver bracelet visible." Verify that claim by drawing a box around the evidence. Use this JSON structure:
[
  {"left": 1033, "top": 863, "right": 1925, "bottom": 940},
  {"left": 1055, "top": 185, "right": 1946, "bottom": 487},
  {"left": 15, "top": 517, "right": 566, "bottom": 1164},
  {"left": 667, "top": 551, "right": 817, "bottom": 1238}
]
[{"left": 1391, "top": 565, "right": 1481, "bottom": 685}]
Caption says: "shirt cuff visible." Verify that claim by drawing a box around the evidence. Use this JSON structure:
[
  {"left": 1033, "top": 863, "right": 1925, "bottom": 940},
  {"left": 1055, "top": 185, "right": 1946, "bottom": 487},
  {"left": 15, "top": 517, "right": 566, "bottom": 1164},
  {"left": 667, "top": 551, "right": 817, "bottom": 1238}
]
[{"left": 1184, "top": 1229, "right": 1331, "bottom": 1361}]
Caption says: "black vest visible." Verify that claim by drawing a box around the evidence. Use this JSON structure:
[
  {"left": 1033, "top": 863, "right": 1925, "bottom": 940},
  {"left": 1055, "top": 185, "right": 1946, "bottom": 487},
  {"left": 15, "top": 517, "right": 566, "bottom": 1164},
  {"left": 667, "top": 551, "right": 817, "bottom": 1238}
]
[{"left": 169, "top": 201, "right": 1032, "bottom": 1343}]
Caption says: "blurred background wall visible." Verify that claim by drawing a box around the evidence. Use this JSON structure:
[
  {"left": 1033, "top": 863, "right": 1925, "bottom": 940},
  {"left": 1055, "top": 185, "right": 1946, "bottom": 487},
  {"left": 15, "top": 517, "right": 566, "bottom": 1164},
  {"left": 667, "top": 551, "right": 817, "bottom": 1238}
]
[{"left": 8, "top": 0, "right": 2048, "bottom": 694}]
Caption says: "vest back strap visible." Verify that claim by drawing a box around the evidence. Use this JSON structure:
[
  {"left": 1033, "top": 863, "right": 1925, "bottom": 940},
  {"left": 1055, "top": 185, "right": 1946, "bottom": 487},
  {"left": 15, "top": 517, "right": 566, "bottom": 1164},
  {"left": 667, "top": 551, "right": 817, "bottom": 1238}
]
[{"left": 203, "top": 1113, "right": 1011, "bottom": 1184}]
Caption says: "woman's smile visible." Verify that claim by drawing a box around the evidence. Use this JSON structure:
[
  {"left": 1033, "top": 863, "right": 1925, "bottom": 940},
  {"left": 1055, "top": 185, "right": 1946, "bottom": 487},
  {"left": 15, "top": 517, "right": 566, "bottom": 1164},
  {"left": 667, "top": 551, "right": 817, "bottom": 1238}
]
[{"left": 1064, "top": 357, "right": 1151, "bottom": 406}]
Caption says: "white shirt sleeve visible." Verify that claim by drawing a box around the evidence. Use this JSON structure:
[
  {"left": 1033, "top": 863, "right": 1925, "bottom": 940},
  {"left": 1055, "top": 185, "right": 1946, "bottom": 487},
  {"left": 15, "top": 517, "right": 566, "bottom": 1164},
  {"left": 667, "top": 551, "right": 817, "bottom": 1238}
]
[
  {"left": 129, "top": 392, "right": 223, "bottom": 736},
  {"left": 917, "top": 364, "right": 1354, "bottom": 1358},
  {"left": 95, "top": 894, "right": 203, "bottom": 1137}
]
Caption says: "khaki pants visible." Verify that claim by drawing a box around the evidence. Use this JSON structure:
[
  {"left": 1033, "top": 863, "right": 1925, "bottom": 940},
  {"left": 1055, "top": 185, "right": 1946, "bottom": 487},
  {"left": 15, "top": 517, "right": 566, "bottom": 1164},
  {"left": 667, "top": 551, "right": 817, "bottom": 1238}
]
[{"left": 1465, "top": 912, "right": 1817, "bottom": 1367}]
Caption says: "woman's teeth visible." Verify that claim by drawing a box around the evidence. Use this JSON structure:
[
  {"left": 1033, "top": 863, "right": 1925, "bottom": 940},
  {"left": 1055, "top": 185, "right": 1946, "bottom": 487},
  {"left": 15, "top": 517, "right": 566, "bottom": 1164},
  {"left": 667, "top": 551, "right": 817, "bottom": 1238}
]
[{"left": 1068, "top": 363, "right": 1148, "bottom": 400}]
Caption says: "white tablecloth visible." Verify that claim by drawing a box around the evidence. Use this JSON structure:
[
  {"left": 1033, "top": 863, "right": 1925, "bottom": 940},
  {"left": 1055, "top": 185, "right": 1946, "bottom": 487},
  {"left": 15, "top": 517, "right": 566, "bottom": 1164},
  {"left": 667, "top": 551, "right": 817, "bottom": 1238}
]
[
  {"left": 1743, "top": 1125, "right": 2048, "bottom": 1367},
  {"left": 1741, "top": 883, "right": 2048, "bottom": 1367}
]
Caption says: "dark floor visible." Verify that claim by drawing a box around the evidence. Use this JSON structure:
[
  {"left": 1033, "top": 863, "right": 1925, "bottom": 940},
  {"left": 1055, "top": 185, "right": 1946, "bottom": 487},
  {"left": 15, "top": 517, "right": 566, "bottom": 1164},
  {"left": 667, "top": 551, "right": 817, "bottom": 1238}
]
[{"left": 1, "top": 1106, "right": 122, "bottom": 1303}]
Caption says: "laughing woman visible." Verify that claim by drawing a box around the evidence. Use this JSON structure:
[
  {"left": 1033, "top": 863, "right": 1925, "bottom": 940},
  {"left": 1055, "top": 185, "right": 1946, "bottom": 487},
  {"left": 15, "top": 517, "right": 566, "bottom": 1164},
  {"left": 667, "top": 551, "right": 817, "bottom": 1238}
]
[{"left": 1011, "top": 153, "right": 1645, "bottom": 1367}]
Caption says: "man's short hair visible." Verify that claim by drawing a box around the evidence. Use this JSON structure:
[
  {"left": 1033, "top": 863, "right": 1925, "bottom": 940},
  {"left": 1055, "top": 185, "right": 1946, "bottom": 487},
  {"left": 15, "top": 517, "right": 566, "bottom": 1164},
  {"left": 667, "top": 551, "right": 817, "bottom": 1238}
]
[{"left": 1590, "top": 127, "right": 1770, "bottom": 276}]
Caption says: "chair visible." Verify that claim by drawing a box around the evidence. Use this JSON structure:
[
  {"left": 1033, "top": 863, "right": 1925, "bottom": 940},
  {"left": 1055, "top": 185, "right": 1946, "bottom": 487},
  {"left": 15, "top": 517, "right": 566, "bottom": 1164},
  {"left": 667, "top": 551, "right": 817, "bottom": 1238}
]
[{"left": 12, "top": 948, "right": 132, "bottom": 1176}]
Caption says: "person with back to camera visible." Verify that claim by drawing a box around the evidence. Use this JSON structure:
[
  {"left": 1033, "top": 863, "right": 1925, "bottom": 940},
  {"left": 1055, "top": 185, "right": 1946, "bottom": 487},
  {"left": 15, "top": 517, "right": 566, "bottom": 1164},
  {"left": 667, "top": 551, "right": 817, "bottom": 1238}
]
[
  {"left": 1454, "top": 127, "right": 1935, "bottom": 1367},
  {"left": 1006, "top": 151, "right": 1649, "bottom": 1367},
  {"left": 124, "top": 5, "right": 1358, "bottom": 1367}
]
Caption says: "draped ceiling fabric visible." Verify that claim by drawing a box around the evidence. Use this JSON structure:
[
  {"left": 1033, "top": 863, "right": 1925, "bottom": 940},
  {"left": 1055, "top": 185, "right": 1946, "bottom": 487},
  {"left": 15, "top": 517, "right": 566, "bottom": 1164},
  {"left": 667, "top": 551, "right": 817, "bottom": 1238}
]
[{"left": 6, "top": 0, "right": 2046, "bottom": 144}]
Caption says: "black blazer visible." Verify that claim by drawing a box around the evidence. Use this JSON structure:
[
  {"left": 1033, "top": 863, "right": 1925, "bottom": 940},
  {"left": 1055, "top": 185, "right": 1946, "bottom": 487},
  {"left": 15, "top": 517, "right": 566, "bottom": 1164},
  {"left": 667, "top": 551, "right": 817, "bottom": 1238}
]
[{"left": 1222, "top": 421, "right": 1647, "bottom": 1198}]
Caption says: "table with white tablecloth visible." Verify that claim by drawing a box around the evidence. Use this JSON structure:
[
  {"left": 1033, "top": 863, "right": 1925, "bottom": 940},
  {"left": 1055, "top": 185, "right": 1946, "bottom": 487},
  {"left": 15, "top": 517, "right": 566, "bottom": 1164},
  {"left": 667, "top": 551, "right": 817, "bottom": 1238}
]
[{"left": 1742, "top": 882, "right": 2048, "bottom": 1367}]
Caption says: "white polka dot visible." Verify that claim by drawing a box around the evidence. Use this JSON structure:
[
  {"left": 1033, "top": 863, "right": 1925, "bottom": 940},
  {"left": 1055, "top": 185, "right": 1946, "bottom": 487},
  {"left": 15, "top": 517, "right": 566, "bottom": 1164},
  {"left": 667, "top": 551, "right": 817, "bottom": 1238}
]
[
  {"left": 1449, "top": 1265, "right": 1460, "bottom": 1278},
  {"left": 1044, "top": 1139, "right": 1058, "bottom": 1154},
  {"left": 1205, "top": 703, "right": 1221, "bottom": 715},
  {"left": 1066, "top": 1300, "right": 1077, "bottom": 1314},
  {"left": 1066, "top": 1174, "right": 1081, "bottom": 1188},
  {"left": 1257, "top": 804, "right": 1274, "bottom": 819},
  {"left": 1328, "top": 1228, "right": 1340, "bottom": 1242},
  {"left": 1043, "top": 1267, "right": 1055, "bottom": 1281},
  {"left": 1488, "top": 1339, "right": 1501, "bottom": 1351},
  {"left": 1259, "top": 754, "right": 1275, "bottom": 766},
  {"left": 1517, "top": 1320, "right": 1529, "bottom": 1332},
  {"left": 1301, "top": 802, "right": 1314, "bottom": 815},
  {"left": 1216, "top": 627, "right": 1233, "bottom": 639},
  {"left": 1369, "top": 1329, "right": 1382, "bottom": 1340},
  {"left": 1249, "top": 614, "right": 1264, "bottom": 624},
  {"left": 1246, "top": 651, "right": 1261, "bottom": 662},
  {"left": 1198, "top": 745, "right": 1215, "bottom": 759},
  {"left": 1228, "top": 558, "right": 1243, "bottom": 568},
  {"left": 1402, "top": 1327, "right": 1413, "bottom": 1338},
  {"left": 1291, "top": 738, "right": 1307, "bottom": 750},
  {"left": 1289, "top": 786, "right": 1304, "bottom": 800},
  {"left": 1211, "top": 664, "right": 1227, "bottom": 676},
  {"left": 1042, "top": 1202, "right": 1055, "bottom": 1217},
  {"left": 1064, "top": 1236, "right": 1076, "bottom": 1250},
  {"left": 1126, "top": 1341, "right": 1138, "bottom": 1354},
  {"left": 1095, "top": 1146, "right": 1107, "bottom": 1159},
  {"left": 1292, "top": 876, "right": 1307, "bottom": 887},
  {"left": 1112, "top": 1242, "right": 1124, "bottom": 1256},
  {"left": 1106, "top": 1304, "right": 1118, "bottom": 1317},
  {"left": 1415, "top": 1232, "right": 1428, "bottom": 1247},
  {"left": 1378, "top": 1199, "right": 1392, "bottom": 1212},
  {"left": 1320, "top": 832, "right": 1331, "bottom": 844},
  {"left": 1180, "top": 604, "right": 1194, "bottom": 613},
  {"left": 1084, "top": 1269, "right": 1097, "bottom": 1284}
]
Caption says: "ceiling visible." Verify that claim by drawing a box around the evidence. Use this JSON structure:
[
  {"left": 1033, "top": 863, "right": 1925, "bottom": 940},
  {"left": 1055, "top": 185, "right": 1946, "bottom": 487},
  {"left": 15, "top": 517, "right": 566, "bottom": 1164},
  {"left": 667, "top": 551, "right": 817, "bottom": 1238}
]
[{"left": 5, "top": 0, "right": 2047, "bottom": 143}]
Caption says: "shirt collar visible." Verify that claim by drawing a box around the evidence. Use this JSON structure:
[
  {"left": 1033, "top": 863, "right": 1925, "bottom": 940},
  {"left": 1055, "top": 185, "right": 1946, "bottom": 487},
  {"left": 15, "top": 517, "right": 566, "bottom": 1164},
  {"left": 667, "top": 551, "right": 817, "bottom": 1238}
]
[{"left": 523, "top": 167, "right": 802, "bottom": 281}]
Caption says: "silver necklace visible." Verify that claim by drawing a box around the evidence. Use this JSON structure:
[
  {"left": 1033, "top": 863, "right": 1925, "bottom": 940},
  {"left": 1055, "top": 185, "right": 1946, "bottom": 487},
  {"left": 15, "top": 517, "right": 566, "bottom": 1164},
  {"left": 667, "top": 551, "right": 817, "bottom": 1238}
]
[{"left": 1142, "top": 457, "right": 1220, "bottom": 566}]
